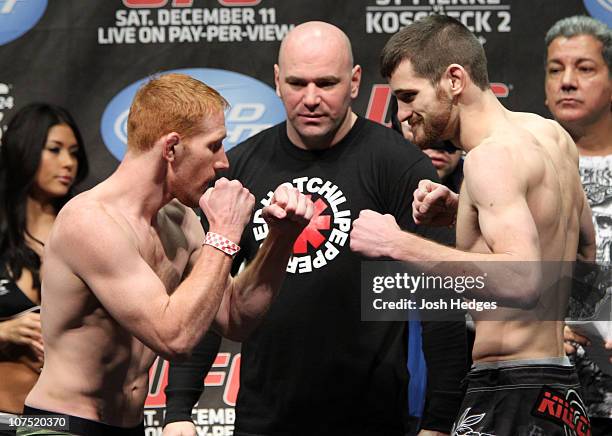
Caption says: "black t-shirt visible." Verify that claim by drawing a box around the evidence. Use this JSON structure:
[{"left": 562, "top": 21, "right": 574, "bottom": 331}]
[{"left": 165, "top": 117, "right": 466, "bottom": 435}]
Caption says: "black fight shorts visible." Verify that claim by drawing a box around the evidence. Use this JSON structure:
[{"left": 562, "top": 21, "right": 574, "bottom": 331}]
[{"left": 451, "top": 357, "right": 591, "bottom": 436}]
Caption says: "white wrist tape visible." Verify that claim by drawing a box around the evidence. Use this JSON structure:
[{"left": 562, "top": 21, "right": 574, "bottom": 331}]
[{"left": 203, "top": 232, "right": 240, "bottom": 257}]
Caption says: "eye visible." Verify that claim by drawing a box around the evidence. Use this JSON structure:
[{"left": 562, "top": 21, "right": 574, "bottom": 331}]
[
  {"left": 397, "top": 92, "right": 416, "bottom": 103},
  {"left": 69, "top": 147, "right": 80, "bottom": 157},
  {"left": 578, "top": 66, "right": 594, "bottom": 73},
  {"left": 286, "top": 79, "right": 306, "bottom": 88},
  {"left": 547, "top": 67, "right": 561, "bottom": 75},
  {"left": 209, "top": 141, "right": 223, "bottom": 152},
  {"left": 315, "top": 80, "right": 337, "bottom": 89},
  {"left": 45, "top": 147, "right": 61, "bottom": 154}
]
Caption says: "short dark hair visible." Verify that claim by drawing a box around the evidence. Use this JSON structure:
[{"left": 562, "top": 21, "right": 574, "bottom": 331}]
[
  {"left": 0, "top": 103, "right": 89, "bottom": 288},
  {"left": 380, "top": 14, "right": 489, "bottom": 90},
  {"left": 545, "top": 15, "right": 611, "bottom": 76}
]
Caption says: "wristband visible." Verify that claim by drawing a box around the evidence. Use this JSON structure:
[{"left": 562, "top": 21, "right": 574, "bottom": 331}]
[{"left": 203, "top": 232, "right": 241, "bottom": 257}]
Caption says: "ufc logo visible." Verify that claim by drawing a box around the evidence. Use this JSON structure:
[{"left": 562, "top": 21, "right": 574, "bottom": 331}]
[
  {"left": 366, "top": 82, "right": 510, "bottom": 125},
  {"left": 146, "top": 353, "right": 241, "bottom": 407},
  {"left": 366, "top": 85, "right": 392, "bottom": 125}
]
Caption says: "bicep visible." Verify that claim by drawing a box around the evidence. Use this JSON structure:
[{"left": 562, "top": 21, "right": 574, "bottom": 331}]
[{"left": 464, "top": 151, "right": 540, "bottom": 260}]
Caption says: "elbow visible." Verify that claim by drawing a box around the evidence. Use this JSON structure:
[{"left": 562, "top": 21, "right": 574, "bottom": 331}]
[
  {"left": 160, "top": 339, "right": 193, "bottom": 362},
  {"left": 152, "top": 328, "right": 195, "bottom": 362}
]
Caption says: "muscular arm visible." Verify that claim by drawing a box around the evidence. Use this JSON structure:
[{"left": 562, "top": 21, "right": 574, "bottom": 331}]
[
  {"left": 213, "top": 185, "right": 312, "bottom": 341},
  {"left": 50, "top": 204, "right": 237, "bottom": 361},
  {"left": 351, "top": 144, "right": 545, "bottom": 308}
]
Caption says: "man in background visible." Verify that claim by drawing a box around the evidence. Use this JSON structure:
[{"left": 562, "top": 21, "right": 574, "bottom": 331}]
[{"left": 545, "top": 15, "right": 612, "bottom": 435}]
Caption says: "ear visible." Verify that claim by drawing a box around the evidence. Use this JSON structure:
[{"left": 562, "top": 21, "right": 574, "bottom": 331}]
[
  {"left": 162, "top": 132, "right": 180, "bottom": 163},
  {"left": 445, "top": 64, "right": 467, "bottom": 98},
  {"left": 274, "top": 64, "right": 281, "bottom": 98},
  {"left": 350, "top": 65, "right": 362, "bottom": 99}
]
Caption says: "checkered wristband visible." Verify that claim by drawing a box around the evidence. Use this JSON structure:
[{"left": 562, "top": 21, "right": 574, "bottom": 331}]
[{"left": 204, "top": 232, "right": 241, "bottom": 257}]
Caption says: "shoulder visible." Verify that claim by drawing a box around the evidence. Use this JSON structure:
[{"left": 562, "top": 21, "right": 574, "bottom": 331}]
[
  {"left": 50, "top": 193, "right": 137, "bottom": 259},
  {"left": 463, "top": 140, "right": 526, "bottom": 195}
]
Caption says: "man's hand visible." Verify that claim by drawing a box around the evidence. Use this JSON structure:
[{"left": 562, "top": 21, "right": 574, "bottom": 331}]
[
  {"left": 413, "top": 180, "right": 459, "bottom": 226},
  {"left": 199, "top": 178, "right": 255, "bottom": 243},
  {"left": 564, "top": 325, "right": 612, "bottom": 364},
  {"left": 162, "top": 421, "right": 196, "bottom": 436},
  {"left": 563, "top": 325, "right": 590, "bottom": 355},
  {"left": 0, "top": 312, "right": 44, "bottom": 360},
  {"left": 350, "top": 210, "right": 401, "bottom": 258},
  {"left": 262, "top": 183, "right": 314, "bottom": 236}
]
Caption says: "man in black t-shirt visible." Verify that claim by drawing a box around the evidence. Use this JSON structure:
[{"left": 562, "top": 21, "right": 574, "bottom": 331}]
[{"left": 163, "top": 21, "right": 466, "bottom": 436}]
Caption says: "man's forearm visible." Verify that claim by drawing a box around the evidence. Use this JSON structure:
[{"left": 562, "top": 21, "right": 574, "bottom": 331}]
[
  {"left": 220, "top": 228, "right": 297, "bottom": 341},
  {"left": 386, "top": 230, "right": 544, "bottom": 308},
  {"left": 150, "top": 246, "right": 234, "bottom": 360}
]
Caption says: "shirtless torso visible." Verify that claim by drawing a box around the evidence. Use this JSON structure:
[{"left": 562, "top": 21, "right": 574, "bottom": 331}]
[
  {"left": 455, "top": 112, "right": 587, "bottom": 362},
  {"left": 27, "top": 195, "right": 202, "bottom": 426}
]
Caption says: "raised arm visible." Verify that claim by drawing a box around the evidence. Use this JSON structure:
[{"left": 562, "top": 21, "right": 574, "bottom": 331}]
[
  {"left": 351, "top": 144, "right": 545, "bottom": 308},
  {"left": 413, "top": 179, "right": 459, "bottom": 227},
  {"left": 49, "top": 179, "right": 254, "bottom": 361},
  {"left": 212, "top": 184, "right": 313, "bottom": 341}
]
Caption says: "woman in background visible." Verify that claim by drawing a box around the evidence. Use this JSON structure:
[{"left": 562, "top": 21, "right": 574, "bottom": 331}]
[{"left": 0, "top": 103, "right": 88, "bottom": 428}]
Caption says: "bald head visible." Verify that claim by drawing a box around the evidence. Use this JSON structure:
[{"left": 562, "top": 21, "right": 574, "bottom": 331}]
[
  {"left": 278, "top": 21, "right": 354, "bottom": 71},
  {"left": 273, "top": 21, "right": 361, "bottom": 150}
]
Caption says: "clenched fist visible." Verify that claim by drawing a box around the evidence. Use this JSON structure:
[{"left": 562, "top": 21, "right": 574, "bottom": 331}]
[
  {"left": 199, "top": 178, "right": 255, "bottom": 243},
  {"left": 413, "top": 179, "right": 459, "bottom": 227},
  {"left": 350, "top": 210, "right": 401, "bottom": 258},
  {"left": 262, "top": 183, "right": 314, "bottom": 237}
]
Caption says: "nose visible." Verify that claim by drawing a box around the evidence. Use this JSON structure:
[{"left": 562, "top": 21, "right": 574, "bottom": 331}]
[
  {"left": 214, "top": 147, "right": 230, "bottom": 171},
  {"left": 302, "top": 83, "right": 321, "bottom": 111},
  {"left": 396, "top": 102, "right": 413, "bottom": 124},
  {"left": 60, "top": 149, "right": 77, "bottom": 170},
  {"left": 560, "top": 67, "right": 577, "bottom": 92}
]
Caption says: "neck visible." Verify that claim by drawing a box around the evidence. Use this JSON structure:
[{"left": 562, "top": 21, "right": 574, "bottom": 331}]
[
  {"left": 107, "top": 149, "right": 171, "bottom": 223},
  {"left": 26, "top": 195, "right": 57, "bottom": 247},
  {"left": 564, "top": 113, "right": 612, "bottom": 157},
  {"left": 453, "top": 88, "right": 505, "bottom": 152},
  {"left": 288, "top": 110, "right": 357, "bottom": 150}
]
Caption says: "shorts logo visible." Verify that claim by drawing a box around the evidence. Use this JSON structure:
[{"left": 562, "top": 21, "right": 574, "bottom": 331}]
[
  {"left": 532, "top": 387, "right": 591, "bottom": 436},
  {"left": 0, "top": 0, "right": 47, "bottom": 46},
  {"left": 100, "top": 68, "right": 285, "bottom": 160},
  {"left": 451, "top": 407, "right": 496, "bottom": 436},
  {"left": 583, "top": 0, "right": 612, "bottom": 26},
  {"left": 253, "top": 177, "right": 352, "bottom": 274}
]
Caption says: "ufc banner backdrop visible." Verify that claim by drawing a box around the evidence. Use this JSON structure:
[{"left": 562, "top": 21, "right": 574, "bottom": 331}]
[{"left": 0, "top": 1, "right": 609, "bottom": 434}]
